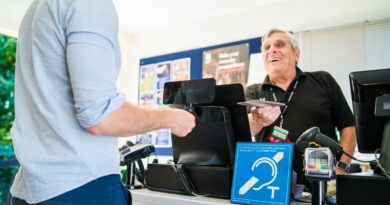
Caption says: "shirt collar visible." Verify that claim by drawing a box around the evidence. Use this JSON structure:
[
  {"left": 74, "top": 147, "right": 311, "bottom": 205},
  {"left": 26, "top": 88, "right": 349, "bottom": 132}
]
[{"left": 261, "top": 67, "right": 305, "bottom": 89}]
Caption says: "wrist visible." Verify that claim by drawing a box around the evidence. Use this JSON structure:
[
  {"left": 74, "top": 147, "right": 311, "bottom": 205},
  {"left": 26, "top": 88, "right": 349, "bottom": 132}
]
[
  {"left": 249, "top": 114, "right": 264, "bottom": 135},
  {"left": 159, "top": 108, "right": 173, "bottom": 129},
  {"left": 336, "top": 161, "right": 350, "bottom": 173}
]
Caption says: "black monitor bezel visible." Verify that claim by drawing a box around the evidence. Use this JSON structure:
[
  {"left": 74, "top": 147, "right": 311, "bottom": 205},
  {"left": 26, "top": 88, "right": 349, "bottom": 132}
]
[
  {"left": 168, "top": 81, "right": 252, "bottom": 166},
  {"left": 349, "top": 68, "right": 390, "bottom": 153}
]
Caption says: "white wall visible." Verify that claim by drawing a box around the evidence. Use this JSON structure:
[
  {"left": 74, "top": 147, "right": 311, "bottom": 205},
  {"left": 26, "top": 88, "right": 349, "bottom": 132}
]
[
  {"left": 297, "top": 20, "right": 390, "bottom": 108},
  {"left": 120, "top": 0, "right": 390, "bottom": 104},
  {"left": 2, "top": 0, "right": 390, "bottom": 105},
  {"left": 2, "top": 0, "right": 390, "bottom": 149},
  {"left": 0, "top": 0, "right": 30, "bottom": 37},
  {"left": 117, "top": 33, "right": 138, "bottom": 103}
]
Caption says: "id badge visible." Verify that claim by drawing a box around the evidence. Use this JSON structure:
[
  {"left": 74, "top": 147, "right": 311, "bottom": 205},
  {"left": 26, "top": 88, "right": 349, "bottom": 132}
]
[{"left": 271, "top": 126, "right": 289, "bottom": 142}]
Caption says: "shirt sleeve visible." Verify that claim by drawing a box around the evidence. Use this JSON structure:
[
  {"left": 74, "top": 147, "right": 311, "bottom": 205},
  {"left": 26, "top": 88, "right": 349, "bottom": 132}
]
[
  {"left": 245, "top": 83, "right": 262, "bottom": 101},
  {"left": 65, "top": 0, "right": 125, "bottom": 129},
  {"left": 323, "top": 72, "right": 355, "bottom": 129}
]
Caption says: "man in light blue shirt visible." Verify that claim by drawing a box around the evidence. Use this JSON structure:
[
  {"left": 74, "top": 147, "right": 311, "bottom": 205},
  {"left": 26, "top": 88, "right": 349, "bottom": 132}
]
[{"left": 10, "top": 0, "right": 196, "bottom": 204}]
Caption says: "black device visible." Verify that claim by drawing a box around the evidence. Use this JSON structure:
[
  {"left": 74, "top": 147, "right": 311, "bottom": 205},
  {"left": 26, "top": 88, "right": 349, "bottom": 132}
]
[
  {"left": 296, "top": 127, "right": 343, "bottom": 160},
  {"left": 296, "top": 127, "right": 338, "bottom": 205},
  {"left": 145, "top": 163, "right": 232, "bottom": 198},
  {"left": 119, "top": 142, "right": 155, "bottom": 189},
  {"left": 337, "top": 173, "right": 390, "bottom": 205},
  {"left": 336, "top": 69, "right": 390, "bottom": 205},
  {"left": 119, "top": 143, "right": 155, "bottom": 165},
  {"left": 349, "top": 68, "right": 390, "bottom": 154},
  {"left": 145, "top": 79, "right": 252, "bottom": 198},
  {"left": 171, "top": 106, "right": 235, "bottom": 166},
  {"left": 205, "top": 83, "right": 252, "bottom": 143},
  {"left": 166, "top": 80, "right": 252, "bottom": 166},
  {"left": 163, "top": 78, "right": 215, "bottom": 105},
  {"left": 295, "top": 127, "right": 344, "bottom": 160}
]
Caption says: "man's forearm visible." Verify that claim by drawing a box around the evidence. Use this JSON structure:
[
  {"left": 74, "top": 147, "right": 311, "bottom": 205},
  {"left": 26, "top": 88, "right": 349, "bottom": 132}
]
[
  {"left": 339, "top": 126, "right": 357, "bottom": 164},
  {"left": 88, "top": 102, "right": 171, "bottom": 137}
]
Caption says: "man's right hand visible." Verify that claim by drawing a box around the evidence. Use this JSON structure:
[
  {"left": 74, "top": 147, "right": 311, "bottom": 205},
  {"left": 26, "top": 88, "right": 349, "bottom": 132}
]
[
  {"left": 248, "top": 105, "right": 281, "bottom": 136},
  {"left": 250, "top": 106, "right": 281, "bottom": 127},
  {"left": 167, "top": 108, "right": 196, "bottom": 137}
]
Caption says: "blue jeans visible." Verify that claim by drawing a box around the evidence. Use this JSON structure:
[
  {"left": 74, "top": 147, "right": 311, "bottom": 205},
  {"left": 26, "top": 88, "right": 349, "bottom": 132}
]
[{"left": 12, "top": 175, "right": 131, "bottom": 205}]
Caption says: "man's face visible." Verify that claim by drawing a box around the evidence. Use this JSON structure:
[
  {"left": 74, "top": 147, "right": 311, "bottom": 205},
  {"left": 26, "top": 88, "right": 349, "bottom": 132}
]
[{"left": 261, "top": 32, "right": 300, "bottom": 76}]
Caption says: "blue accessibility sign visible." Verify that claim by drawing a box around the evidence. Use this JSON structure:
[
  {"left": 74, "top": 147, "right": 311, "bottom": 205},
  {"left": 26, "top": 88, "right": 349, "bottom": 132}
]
[{"left": 230, "top": 142, "right": 294, "bottom": 205}]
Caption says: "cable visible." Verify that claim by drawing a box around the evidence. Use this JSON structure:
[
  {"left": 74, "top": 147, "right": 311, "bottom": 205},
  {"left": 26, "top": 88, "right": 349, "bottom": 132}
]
[
  {"left": 374, "top": 149, "right": 390, "bottom": 179},
  {"left": 145, "top": 153, "right": 159, "bottom": 165},
  {"left": 136, "top": 158, "right": 200, "bottom": 196},
  {"left": 167, "top": 160, "right": 177, "bottom": 172},
  {"left": 141, "top": 162, "right": 190, "bottom": 195},
  {"left": 343, "top": 148, "right": 390, "bottom": 179},
  {"left": 176, "top": 163, "right": 200, "bottom": 196},
  {"left": 142, "top": 173, "right": 188, "bottom": 195},
  {"left": 342, "top": 151, "right": 375, "bottom": 163}
]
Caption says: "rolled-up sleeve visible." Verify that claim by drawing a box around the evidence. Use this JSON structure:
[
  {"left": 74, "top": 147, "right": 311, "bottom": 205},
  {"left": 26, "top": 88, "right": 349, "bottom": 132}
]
[{"left": 65, "top": 0, "right": 125, "bottom": 129}]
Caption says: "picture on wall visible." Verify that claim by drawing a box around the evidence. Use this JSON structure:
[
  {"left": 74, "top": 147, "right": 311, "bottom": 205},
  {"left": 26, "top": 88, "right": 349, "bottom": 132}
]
[
  {"left": 139, "top": 64, "right": 156, "bottom": 93},
  {"left": 156, "top": 61, "right": 172, "bottom": 90},
  {"left": 202, "top": 43, "right": 249, "bottom": 86},
  {"left": 138, "top": 37, "right": 259, "bottom": 155},
  {"left": 154, "top": 129, "right": 172, "bottom": 148},
  {"left": 172, "top": 58, "right": 191, "bottom": 81},
  {"left": 139, "top": 92, "right": 155, "bottom": 107},
  {"left": 137, "top": 58, "right": 191, "bottom": 150},
  {"left": 139, "top": 64, "right": 156, "bottom": 108}
]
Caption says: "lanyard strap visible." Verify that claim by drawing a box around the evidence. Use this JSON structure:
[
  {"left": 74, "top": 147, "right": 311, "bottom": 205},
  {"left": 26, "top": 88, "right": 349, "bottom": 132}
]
[{"left": 269, "top": 80, "right": 299, "bottom": 128}]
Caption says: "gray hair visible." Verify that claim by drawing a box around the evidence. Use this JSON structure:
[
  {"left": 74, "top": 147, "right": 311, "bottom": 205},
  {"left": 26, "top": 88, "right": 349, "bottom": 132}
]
[{"left": 262, "top": 28, "right": 299, "bottom": 50}]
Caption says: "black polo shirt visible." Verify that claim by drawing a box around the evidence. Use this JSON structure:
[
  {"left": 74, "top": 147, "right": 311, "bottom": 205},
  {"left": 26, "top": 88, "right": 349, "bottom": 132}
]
[{"left": 245, "top": 68, "right": 355, "bottom": 184}]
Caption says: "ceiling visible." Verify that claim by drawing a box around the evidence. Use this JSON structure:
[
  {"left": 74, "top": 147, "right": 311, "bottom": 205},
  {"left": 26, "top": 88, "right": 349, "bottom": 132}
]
[
  {"left": 113, "top": 0, "right": 390, "bottom": 34},
  {"left": 1, "top": 0, "right": 390, "bottom": 35},
  {"left": 112, "top": 0, "right": 285, "bottom": 33}
]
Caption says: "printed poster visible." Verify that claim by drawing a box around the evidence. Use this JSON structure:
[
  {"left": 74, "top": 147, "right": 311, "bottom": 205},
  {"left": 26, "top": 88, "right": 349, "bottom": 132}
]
[
  {"left": 202, "top": 43, "right": 249, "bottom": 86},
  {"left": 138, "top": 58, "right": 192, "bottom": 150},
  {"left": 172, "top": 58, "right": 191, "bottom": 81},
  {"left": 156, "top": 61, "right": 172, "bottom": 90},
  {"left": 139, "top": 64, "right": 156, "bottom": 92}
]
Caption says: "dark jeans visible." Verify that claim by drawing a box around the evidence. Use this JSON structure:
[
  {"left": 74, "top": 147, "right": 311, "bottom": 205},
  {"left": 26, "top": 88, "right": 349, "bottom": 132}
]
[{"left": 11, "top": 175, "right": 131, "bottom": 205}]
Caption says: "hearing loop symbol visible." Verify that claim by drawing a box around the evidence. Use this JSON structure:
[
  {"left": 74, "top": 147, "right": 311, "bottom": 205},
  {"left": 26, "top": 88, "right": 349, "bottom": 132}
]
[{"left": 239, "top": 152, "right": 284, "bottom": 196}]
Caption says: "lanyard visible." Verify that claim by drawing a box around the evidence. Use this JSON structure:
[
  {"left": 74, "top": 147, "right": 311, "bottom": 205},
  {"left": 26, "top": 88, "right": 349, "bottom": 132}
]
[{"left": 269, "top": 80, "right": 299, "bottom": 128}]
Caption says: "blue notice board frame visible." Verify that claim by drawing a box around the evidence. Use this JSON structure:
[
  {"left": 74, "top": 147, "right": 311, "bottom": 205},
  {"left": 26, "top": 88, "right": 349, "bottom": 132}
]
[
  {"left": 139, "top": 38, "right": 261, "bottom": 155},
  {"left": 231, "top": 142, "right": 294, "bottom": 205},
  {"left": 140, "top": 38, "right": 260, "bottom": 80}
]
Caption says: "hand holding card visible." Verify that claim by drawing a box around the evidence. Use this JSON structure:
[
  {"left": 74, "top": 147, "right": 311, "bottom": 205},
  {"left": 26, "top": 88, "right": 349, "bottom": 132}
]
[{"left": 237, "top": 100, "right": 285, "bottom": 107}]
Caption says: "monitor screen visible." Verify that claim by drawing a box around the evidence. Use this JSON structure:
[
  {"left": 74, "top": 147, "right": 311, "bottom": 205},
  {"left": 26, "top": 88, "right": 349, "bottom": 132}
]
[
  {"left": 206, "top": 83, "right": 252, "bottom": 143},
  {"left": 349, "top": 68, "right": 390, "bottom": 153},
  {"left": 163, "top": 78, "right": 215, "bottom": 105},
  {"left": 166, "top": 80, "right": 252, "bottom": 166}
]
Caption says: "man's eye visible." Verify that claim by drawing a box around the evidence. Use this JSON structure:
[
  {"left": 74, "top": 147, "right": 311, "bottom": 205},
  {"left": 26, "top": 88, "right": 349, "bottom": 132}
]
[
  {"left": 275, "top": 42, "right": 285, "bottom": 48},
  {"left": 263, "top": 45, "right": 270, "bottom": 50}
]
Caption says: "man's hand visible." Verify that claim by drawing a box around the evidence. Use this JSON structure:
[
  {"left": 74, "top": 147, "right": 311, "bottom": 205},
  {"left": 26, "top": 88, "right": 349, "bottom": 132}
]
[
  {"left": 251, "top": 106, "right": 281, "bottom": 126},
  {"left": 167, "top": 108, "right": 196, "bottom": 137},
  {"left": 248, "top": 105, "right": 281, "bottom": 136}
]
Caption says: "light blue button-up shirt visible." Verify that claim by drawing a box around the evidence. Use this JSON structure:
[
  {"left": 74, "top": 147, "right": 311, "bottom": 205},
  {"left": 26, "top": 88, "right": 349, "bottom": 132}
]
[{"left": 10, "top": 0, "right": 125, "bottom": 203}]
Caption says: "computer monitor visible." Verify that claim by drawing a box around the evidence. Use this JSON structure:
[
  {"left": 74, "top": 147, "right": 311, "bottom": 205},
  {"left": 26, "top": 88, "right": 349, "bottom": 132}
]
[
  {"left": 349, "top": 68, "right": 390, "bottom": 173},
  {"left": 164, "top": 79, "right": 252, "bottom": 166},
  {"left": 206, "top": 83, "right": 252, "bottom": 143},
  {"left": 163, "top": 78, "right": 215, "bottom": 105}
]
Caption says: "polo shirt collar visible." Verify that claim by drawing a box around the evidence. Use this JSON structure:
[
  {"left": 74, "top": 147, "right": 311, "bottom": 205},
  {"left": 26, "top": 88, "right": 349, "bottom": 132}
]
[{"left": 261, "top": 67, "right": 306, "bottom": 89}]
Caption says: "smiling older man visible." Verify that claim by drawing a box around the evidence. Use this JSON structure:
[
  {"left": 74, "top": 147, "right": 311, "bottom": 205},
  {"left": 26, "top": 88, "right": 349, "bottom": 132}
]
[{"left": 245, "top": 28, "right": 357, "bottom": 189}]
